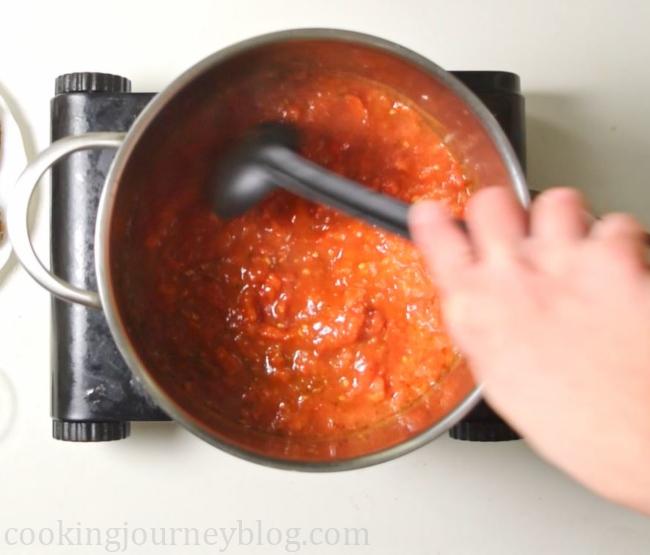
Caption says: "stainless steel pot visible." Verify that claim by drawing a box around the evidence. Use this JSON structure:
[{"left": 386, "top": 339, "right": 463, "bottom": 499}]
[{"left": 7, "top": 29, "right": 528, "bottom": 470}]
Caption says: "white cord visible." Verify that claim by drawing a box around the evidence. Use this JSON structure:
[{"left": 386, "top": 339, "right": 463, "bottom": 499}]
[
  {"left": 0, "top": 84, "right": 34, "bottom": 274},
  {"left": 0, "top": 366, "right": 16, "bottom": 440}
]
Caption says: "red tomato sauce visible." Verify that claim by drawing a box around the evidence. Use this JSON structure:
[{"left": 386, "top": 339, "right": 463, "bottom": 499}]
[{"left": 138, "top": 70, "right": 472, "bottom": 440}]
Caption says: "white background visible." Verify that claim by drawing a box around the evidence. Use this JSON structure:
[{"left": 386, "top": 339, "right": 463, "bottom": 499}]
[{"left": 1, "top": 0, "right": 650, "bottom": 553}]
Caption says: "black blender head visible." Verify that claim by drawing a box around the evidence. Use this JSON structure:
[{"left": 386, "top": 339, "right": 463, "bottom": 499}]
[
  {"left": 209, "top": 122, "right": 412, "bottom": 238},
  {"left": 211, "top": 123, "right": 300, "bottom": 219}
]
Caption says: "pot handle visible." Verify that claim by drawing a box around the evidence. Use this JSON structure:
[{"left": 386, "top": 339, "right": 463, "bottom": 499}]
[{"left": 7, "top": 132, "right": 126, "bottom": 309}]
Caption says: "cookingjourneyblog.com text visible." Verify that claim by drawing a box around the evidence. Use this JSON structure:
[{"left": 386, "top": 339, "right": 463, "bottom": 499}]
[{"left": 0, "top": 520, "right": 370, "bottom": 552}]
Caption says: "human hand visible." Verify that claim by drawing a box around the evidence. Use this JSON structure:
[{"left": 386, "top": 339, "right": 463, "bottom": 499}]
[{"left": 409, "top": 187, "right": 650, "bottom": 513}]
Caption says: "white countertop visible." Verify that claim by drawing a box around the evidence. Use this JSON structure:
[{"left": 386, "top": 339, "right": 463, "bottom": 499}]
[{"left": 1, "top": 1, "right": 649, "bottom": 553}]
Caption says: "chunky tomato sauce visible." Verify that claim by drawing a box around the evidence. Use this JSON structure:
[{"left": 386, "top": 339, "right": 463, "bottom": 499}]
[{"left": 137, "top": 70, "right": 472, "bottom": 440}]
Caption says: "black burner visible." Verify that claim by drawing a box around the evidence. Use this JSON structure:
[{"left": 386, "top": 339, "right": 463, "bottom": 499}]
[{"left": 50, "top": 71, "right": 525, "bottom": 442}]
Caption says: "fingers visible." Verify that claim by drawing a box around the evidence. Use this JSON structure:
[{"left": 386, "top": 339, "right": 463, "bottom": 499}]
[
  {"left": 409, "top": 200, "right": 475, "bottom": 287},
  {"left": 590, "top": 213, "right": 648, "bottom": 265},
  {"left": 465, "top": 186, "right": 527, "bottom": 259},
  {"left": 409, "top": 188, "right": 647, "bottom": 289},
  {"left": 591, "top": 212, "right": 645, "bottom": 242},
  {"left": 530, "top": 188, "right": 589, "bottom": 242}
]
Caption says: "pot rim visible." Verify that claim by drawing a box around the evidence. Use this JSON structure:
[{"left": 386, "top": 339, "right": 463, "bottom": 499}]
[{"left": 95, "top": 28, "right": 528, "bottom": 471}]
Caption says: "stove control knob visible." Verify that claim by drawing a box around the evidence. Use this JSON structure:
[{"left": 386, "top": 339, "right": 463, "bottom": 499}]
[
  {"left": 55, "top": 72, "right": 131, "bottom": 95},
  {"left": 52, "top": 420, "right": 130, "bottom": 442},
  {"left": 449, "top": 420, "right": 519, "bottom": 441},
  {"left": 449, "top": 401, "right": 519, "bottom": 441}
]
